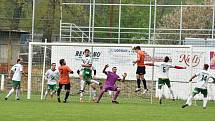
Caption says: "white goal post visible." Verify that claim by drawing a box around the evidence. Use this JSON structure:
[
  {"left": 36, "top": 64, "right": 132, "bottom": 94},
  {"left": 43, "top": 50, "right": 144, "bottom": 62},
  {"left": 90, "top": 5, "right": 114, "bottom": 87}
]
[{"left": 27, "top": 42, "right": 195, "bottom": 101}]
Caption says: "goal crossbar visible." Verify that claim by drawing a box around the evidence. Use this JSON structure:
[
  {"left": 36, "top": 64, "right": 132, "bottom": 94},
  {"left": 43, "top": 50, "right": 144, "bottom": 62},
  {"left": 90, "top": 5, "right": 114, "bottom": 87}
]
[{"left": 27, "top": 42, "right": 193, "bottom": 99}]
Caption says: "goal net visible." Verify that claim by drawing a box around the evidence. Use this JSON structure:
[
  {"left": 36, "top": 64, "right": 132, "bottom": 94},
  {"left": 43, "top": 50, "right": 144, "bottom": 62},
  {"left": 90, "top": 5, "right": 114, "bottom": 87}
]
[{"left": 27, "top": 42, "right": 199, "bottom": 103}]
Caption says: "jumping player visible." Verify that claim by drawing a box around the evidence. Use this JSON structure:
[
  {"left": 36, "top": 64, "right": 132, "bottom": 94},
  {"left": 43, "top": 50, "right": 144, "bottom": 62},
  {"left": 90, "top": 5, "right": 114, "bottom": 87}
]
[
  {"left": 133, "top": 46, "right": 148, "bottom": 93},
  {"left": 78, "top": 49, "right": 101, "bottom": 102}
]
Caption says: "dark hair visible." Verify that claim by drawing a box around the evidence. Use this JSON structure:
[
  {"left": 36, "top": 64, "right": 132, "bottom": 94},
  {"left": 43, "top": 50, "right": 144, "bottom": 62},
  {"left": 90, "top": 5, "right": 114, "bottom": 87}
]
[
  {"left": 52, "top": 63, "right": 56, "bottom": 65},
  {"left": 112, "top": 67, "right": 117, "bottom": 69},
  {"left": 59, "top": 59, "right": 65, "bottom": 65},
  {"left": 164, "top": 56, "right": 170, "bottom": 62},
  {"left": 135, "top": 46, "right": 141, "bottom": 50},
  {"left": 84, "top": 49, "right": 90, "bottom": 53},
  {"left": 204, "top": 64, "right": 209, "bottom": 70},
  {"left": 17, "top": 59, "right": 21, "bottom": 63}
]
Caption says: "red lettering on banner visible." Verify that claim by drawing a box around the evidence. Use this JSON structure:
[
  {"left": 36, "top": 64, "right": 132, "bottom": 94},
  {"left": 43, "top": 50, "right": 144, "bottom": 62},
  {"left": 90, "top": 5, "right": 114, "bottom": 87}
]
[{"left": 179, "top": 54, "right": 200, "bottom": 67}]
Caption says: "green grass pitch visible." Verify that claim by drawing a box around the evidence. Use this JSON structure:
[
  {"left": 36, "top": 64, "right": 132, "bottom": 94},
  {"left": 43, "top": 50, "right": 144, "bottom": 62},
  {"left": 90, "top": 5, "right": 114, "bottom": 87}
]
[{"left": 0, "top": 94, "right": 215, "bottom": 121}]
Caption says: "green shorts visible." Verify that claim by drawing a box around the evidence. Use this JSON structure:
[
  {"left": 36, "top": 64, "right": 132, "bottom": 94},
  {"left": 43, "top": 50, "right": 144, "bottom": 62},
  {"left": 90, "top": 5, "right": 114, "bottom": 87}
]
[
  {"left": 48, "top": 84, "right": 57, "bottom": 91},
  {"left": 158, "top": 78, "right": 171, "bottom": 89},
  {"left": 82, "top": 68, "right": 92, "bottom": 81},
  {"left": 12, "top": 80, "right": 20, "bottom": 89},
  {"left": 193, "top": 88, "right": 207, "bottom": 97}
]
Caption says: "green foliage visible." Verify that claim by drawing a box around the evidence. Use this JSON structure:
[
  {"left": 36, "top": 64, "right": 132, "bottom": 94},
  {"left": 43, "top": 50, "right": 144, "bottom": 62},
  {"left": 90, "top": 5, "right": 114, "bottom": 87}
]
[
  {"left": 156, "top": 0, "right": 212, "bottom": 44},
  {"left": 0, "top": 0, "right": 206, "bottom": 43}
]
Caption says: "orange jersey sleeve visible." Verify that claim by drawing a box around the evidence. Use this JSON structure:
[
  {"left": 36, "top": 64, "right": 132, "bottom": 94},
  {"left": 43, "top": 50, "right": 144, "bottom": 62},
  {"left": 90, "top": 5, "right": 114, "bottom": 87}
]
[{"left": 137, "top": 51, "right": 145, "bottom": 67}]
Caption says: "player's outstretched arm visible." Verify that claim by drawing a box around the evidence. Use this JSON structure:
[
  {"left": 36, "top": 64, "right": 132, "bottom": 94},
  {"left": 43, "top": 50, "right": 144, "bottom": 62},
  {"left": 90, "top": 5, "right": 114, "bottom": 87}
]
[
  {"left": 174, "top": 66, "right": 186, "bottom": 69},
  {"left": 145, "top": 63, "right": 154, "bottom": 66},
  {"left": 103, "top": 64, "right": 109, "bottom": 75},
  {"left": 189, "top": 75, "right": 197, "bottom": 82},
  {"left": 81, "top": 63, "right": 92, "bottom": 68},
  {"left": 211, "top": 77, "right": 215, "bottom": 83}
]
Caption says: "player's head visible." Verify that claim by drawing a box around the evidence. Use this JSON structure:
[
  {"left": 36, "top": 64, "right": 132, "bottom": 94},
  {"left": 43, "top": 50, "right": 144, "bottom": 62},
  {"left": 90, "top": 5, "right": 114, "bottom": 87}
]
[
  {"left": 134, "top": 46, "right": 141, "bottom": 53},
  {"left": 203, "top": 64, "right": 209, "bottom": 70},
  {"left": 59, "top": 59, "right": 66, "bottom": 65},
  {"left": 51, "top": 63, "right": 56, "bottom": 70},
  {"left": 164, "top": 56, "right": 170, "bottom": 62},
  {"left": 17, "top": 58, "right": 23, "bottom": 64},
  {"left": 84, "top": 49, "right": 90, "bottom": 57},
  {"left": 112, "top": 67, "right": 117, "bottom": 73}
]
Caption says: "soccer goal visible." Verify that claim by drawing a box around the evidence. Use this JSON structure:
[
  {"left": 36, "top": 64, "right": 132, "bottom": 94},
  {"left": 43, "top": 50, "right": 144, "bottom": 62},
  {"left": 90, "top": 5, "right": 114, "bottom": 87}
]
[{"left": 27, "top": 42, "right": 194, "bottom": 103}]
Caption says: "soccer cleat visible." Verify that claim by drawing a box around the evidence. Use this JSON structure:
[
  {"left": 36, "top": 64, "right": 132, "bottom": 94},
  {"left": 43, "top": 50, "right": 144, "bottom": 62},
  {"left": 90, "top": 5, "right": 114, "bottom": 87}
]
[
  {"left": 143, "top": 89, "right": 148, "bottom": 94},
  {"left": 63, "top": 100, "right": 67, "bottom": 103},
  {"left": 16, "top": 98, "right": 20, "bottom": 101},
  {"left": 181, "top": 104, "right": 189, "bottom": 108},
  {"left": 57, "top": 98, "right": 61, "bottom": 103},
  {"left": 77, "top": 90, "right": 84, "bottom": 94},
  {"left": 92, "top": 98, "right": 97, "bottom": 103},
  {"left": 80, "top": 98, "right": 84, "bottom": 103},
  {"left": 172, "top": 98, "right": 175, "bottom": 101},
  {"left": 135, "top": 88, "right": 141, "bottom": 92},
  {"left": 112, "top": 100, "right": 119, "bottom": 104},
  {"left": 5, "top": 97, "right": 8, "bottom": 100},
  {"left": 203, "top": 107, "right": 207, "bottom": 109}
]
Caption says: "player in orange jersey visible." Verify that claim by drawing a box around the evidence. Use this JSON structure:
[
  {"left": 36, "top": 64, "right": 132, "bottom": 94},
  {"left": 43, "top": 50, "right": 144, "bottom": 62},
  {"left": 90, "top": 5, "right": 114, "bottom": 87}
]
[{"left": 57, "top": 59, "right": 73, "bottom": 103}]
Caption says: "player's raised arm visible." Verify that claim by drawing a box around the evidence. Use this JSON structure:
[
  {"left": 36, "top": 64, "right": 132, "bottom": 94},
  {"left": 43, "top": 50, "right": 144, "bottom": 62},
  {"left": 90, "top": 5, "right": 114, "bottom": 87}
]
[
  {"left": 120, "top": 73, "right": 127, "bottom": 82},
  {"left": 81, "top": 63, "right": 92, "bottom": 67},
  {"left": 103, "top": 64, "right": 109, "bottom": 75}
]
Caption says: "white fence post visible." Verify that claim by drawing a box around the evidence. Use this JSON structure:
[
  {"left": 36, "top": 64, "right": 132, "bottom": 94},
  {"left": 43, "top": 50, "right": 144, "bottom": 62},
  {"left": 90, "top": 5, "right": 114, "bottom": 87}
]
[{"left": 1, "top": 74, "right": 5, "bottom": 91}]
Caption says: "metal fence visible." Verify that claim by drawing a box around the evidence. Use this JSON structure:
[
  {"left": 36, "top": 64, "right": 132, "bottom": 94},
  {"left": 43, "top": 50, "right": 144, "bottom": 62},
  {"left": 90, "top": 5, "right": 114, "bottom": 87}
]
[{"left": 60, "top": 0, "right": 215, "bottom": 44}]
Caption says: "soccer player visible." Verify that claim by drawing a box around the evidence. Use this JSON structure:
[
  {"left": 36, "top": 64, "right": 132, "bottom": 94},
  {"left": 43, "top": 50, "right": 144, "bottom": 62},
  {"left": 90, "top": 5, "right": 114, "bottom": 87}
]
[
  {"left": 96, "top": 64, "right": 127, "bottom": 104},
  {"left": 145, "top": 56, "right": 186, "bottom": 104},
  {"left": 78, "top": 49, "right": 100, "bottom": 102},
  {"left": 57, "top": 59, "right": 73, "bottom": 103},
  {"left": 133, "top": 46, "right": 148, "bottom": 93},
  {"left": 182, "top": 64, "right": 215, "bottom": 109},
  {"left": 44, "top": 63, "right": 60, "bottom": 99},
  {"left": 5, "top": 58, "right": 25, "bottom": 100}
]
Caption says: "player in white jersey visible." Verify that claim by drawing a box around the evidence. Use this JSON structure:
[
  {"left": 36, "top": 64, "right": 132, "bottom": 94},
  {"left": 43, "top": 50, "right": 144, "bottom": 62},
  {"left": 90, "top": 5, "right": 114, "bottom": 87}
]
[
  {"left": 182, "top": 64, "right": 215, "bottom": 109},
  {"left": 5, "top": 58, "right": 25, "bottom": 100},
  {"left": 78, "top": 49, "right": 101, "bottom": 102},
  {"left": 44, "top": 63, "right": 60, "bottom": 99},
  {"left": 145, "top": 56, "right": 186, "bottom": 104}
]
